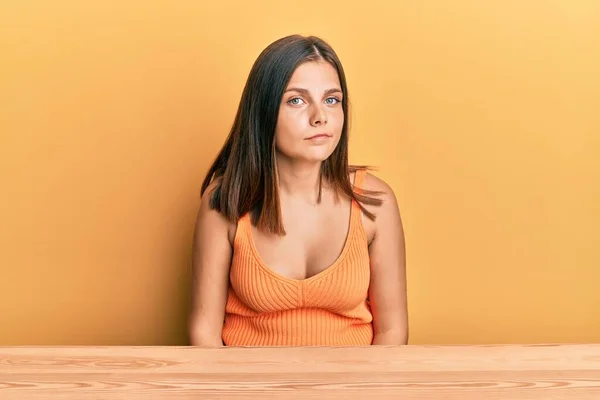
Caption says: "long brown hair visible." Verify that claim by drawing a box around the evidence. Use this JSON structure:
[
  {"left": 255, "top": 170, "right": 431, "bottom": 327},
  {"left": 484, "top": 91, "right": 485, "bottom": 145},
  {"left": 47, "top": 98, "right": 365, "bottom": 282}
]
[{"left": 201, "top": 34, "right": 382, "bottom": 235}]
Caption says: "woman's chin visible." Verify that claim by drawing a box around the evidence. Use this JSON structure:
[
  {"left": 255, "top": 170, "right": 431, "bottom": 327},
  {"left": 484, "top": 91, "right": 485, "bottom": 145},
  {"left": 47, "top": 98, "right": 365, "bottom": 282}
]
[
  {"left": 304, "top": 147, "right": 337, "bottom": 162},
  {"left": 277, "top": 147, "right": 336, "bottom": 164},
  {"left": 301, "top": 152, "right": 335, "bottom": 164}
]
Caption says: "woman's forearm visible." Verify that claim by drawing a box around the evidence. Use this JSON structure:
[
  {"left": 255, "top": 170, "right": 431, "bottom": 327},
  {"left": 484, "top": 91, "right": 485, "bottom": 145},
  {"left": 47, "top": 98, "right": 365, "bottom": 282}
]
[{"left": 372, "top": 329, "right": 408, "bottom": 345}]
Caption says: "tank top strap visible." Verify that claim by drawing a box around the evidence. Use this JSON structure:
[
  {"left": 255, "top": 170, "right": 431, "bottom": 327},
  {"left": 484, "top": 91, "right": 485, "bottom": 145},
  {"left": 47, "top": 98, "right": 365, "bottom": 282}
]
[
  {"left": 350, "top": 168, "right": 368, "bottom": 231},
  {"left": 234, "top": 210, "right": 254, "bottom": 248},
  {"left": 353, "top": 168, "right": 368, "bottom": 192}
]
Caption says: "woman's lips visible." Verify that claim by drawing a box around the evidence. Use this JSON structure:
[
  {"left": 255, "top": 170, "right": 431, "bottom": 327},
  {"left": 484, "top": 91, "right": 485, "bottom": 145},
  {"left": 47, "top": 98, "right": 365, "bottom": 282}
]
[{"left": 305, "top": 133, "right": 331, "bottom": 140}]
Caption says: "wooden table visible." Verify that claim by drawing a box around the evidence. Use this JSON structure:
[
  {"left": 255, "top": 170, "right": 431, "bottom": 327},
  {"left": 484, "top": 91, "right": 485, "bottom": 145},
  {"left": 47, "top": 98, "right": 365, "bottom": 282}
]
[{"left": 1, "top": 344, "right": 599, "bottom": 399}]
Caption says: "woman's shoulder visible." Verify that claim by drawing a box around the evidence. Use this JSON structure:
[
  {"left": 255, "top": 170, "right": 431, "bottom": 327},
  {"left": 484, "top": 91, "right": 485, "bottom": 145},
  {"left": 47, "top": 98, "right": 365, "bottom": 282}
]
[
  {"left": 198, "top": 179, "right": 238, "bottom": 245},
  {"left": 351, "top": 168, "right": 401, "bottom": 222},
  {"left": 350, "top": 167, "right": 396, "bottom": 198}
]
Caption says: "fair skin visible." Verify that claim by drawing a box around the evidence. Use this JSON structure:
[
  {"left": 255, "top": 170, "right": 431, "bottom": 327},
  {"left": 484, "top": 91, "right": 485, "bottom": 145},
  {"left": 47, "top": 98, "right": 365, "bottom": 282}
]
[{"left": 189, "top": 60, "right": 408, "bottom": 346}]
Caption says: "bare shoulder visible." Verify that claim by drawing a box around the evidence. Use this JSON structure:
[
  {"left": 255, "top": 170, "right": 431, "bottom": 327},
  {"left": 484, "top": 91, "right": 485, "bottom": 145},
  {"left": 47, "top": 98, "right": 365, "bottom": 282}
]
[
  {"left": 196, "top": 180, "right": 237, "bottom": 245},
  {"left": 350, "top": 169, "right": 403, "bottom": 244},
  {"left": 363, "top": 171, "right": 396, "bottom": 198},
  {"left": 362, "top": 171, "right": 402, "bottom": 222}
]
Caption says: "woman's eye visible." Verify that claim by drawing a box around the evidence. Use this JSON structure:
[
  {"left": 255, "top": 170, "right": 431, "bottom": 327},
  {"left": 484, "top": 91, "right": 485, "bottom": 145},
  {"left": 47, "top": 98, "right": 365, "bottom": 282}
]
[
  {"left": 325, "top": 97, "right": 341, "bottom": 105},
  {"left": 287, "top": 97, "right": 305, "bottom": 106}
]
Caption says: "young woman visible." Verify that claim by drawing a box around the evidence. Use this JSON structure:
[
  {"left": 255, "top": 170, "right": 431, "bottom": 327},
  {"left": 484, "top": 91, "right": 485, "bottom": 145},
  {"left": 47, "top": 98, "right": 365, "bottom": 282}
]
[{"left": 189, "top": 34, "right": 408, "bottom": 347}]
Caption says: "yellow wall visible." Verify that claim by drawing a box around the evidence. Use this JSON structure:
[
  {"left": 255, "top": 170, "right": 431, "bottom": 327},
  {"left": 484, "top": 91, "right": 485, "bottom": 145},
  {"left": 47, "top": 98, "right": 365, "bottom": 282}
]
[{"left": 1, "top": 1, "right": 598, "bottom": 345}]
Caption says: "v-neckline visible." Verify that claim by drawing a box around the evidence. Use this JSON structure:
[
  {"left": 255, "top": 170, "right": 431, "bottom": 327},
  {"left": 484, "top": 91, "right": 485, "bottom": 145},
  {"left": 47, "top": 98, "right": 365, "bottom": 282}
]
[{"left": 241, "top": 198, "right": 358, "bottom": 285}]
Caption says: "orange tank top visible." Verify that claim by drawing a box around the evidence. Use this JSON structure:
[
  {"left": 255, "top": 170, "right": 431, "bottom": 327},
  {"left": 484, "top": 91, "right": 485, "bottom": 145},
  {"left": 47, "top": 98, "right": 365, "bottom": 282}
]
[{"left": 222, "top": 168, "right": 373, "bottom": 346}]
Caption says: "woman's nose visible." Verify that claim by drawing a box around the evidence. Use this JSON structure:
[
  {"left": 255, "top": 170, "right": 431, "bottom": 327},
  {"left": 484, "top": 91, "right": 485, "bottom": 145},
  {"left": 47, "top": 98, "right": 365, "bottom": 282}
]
[{"left": 310, "top": 105, "right": 328, "bottom": 126}]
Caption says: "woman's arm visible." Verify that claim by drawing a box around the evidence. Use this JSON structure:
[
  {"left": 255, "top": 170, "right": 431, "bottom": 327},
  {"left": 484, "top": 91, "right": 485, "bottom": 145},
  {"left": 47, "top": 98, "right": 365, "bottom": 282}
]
[
  {"left": 365, "top": 174, "right": 409, "bottom": 345},
  {"left": 188, "top": 183, "right": 233, "bottom": 347}
]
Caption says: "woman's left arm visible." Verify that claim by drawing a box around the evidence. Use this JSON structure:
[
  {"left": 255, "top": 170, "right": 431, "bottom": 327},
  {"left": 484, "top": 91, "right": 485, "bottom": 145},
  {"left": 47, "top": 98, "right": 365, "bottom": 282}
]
[{"left": 366, "top": 176, "right": 409, "bottom": 345}]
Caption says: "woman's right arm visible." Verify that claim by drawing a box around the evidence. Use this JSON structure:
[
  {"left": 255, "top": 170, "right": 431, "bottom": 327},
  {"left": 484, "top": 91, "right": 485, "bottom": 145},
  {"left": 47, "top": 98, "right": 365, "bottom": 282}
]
[{"left": 188, "top": 184, "right": 233, "bottom": 347}]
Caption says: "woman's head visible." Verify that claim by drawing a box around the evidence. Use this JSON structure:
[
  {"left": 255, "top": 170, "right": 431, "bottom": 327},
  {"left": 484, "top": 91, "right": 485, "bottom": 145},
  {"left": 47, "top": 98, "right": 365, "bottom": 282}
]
[
  {"left": 202, "top": 34, "right": 379, "bottom": 235},
  {"left": 275, "top": 59, "right": 344, "bottom": 165}
]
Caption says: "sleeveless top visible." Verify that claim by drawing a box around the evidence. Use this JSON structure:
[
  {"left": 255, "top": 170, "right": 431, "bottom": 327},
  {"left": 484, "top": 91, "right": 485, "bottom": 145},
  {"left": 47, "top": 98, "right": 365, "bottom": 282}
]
[{"left": 222, "top": 168, "right": 373, "bottom": 346}]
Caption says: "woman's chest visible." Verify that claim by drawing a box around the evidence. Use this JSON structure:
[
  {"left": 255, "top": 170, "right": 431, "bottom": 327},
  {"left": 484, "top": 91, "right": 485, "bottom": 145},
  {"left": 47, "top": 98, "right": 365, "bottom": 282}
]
[{"left": 229, "top": 228, "right": 371, "bottom": 314}]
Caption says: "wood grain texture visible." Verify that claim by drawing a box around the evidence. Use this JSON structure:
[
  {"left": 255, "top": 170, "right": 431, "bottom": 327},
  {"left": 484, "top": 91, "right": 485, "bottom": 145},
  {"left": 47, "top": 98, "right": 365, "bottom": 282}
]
[{"left": 1, "top": 344, "right": 599, "bottom": 399}]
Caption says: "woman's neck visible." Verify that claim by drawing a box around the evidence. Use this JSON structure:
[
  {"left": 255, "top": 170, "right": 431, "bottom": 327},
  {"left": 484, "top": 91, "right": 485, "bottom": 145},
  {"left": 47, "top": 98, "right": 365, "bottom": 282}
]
[{"left": 275, "top": 157, "right": 324, "bottom": 205}]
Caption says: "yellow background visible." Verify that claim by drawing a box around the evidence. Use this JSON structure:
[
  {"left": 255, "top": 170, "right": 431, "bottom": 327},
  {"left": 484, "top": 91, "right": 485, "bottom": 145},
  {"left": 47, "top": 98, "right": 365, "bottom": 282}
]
[{"left": 1, "top": 1, "right": 599, "bottom": 345}]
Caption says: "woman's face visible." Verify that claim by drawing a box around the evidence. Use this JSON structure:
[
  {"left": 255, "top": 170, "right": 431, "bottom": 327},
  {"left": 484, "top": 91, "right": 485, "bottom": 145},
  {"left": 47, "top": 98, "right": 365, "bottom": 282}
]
[{"left": 274, "top": 60, "right": 344, "bottom": 164}]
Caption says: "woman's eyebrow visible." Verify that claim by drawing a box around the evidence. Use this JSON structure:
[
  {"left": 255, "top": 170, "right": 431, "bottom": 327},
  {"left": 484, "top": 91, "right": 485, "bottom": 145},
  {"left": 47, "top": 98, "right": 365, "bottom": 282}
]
[{"left": 284, "top": 87, "right": 343, "bottom": 95}]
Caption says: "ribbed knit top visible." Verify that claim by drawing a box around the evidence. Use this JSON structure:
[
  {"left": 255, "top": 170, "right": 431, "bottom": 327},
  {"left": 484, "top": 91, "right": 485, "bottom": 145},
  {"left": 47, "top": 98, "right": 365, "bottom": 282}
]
[{"left": 222, "top": 169, "right": 373, "bottom": 347}]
